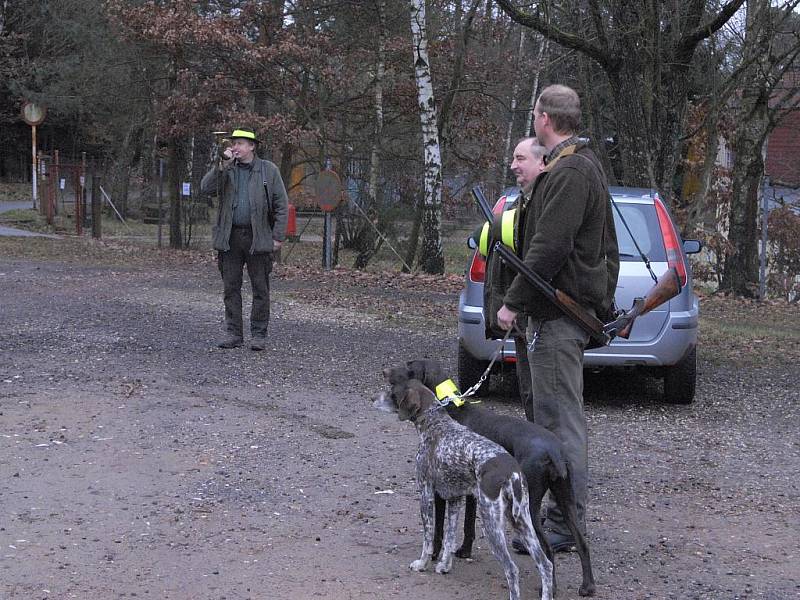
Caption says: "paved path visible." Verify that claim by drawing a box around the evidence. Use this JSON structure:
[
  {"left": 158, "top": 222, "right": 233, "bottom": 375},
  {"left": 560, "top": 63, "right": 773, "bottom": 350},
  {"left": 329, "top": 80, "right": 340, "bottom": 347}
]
[{"left": 0, "top": 200, "right": 60, "bottom": 238}]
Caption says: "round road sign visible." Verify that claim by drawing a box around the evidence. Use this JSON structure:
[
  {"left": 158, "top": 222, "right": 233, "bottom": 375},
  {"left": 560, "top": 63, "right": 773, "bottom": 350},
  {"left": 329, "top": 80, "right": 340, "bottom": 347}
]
[
  {"left": 21, "top": 102, "right": 47, "bottom": 126},
  {"left": 316, "top": 170, "right": 342, "bottom": 212}
]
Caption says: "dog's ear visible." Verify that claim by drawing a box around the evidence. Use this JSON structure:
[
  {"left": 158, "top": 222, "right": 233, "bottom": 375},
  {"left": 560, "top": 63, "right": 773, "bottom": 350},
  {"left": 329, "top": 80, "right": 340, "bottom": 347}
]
[
  {"left": 405, "top": 360, "right": 425, "bottom": 381},
  {"left": 384, "top": 365, "right": 410, "bottom": 385},
  {"left": 397, "top": 386, "right": 423, "bottom": 421},
  {"left": 409, "top": 359, "right": 445, "bottom": 390}
]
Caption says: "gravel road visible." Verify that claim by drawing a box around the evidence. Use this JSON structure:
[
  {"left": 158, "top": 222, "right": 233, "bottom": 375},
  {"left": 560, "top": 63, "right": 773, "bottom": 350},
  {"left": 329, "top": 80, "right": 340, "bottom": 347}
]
[{"left": 0, "top": 239, "right": 797, "bottom": 600}]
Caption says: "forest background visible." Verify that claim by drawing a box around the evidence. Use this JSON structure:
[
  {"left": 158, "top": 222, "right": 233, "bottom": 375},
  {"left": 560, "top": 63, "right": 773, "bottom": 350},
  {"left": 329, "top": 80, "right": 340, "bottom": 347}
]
[{"left": 2, "top": 0, "right": 800, "bottom": 299}]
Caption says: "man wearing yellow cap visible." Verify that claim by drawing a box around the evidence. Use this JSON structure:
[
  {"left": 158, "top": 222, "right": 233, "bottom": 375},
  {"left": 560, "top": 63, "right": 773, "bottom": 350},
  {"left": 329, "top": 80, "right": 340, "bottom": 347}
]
[{"left": 201, "top": 128, "right": 288, "bottom": 350}]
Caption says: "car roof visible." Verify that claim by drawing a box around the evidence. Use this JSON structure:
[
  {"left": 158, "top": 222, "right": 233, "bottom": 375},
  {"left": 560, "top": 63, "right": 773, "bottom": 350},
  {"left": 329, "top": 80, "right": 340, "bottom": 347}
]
[
  {"left": 501, "top": 185, "right": 657, "bottom": 205},
  {"left": 609, "top": 186, "right": 656, "bottom": 204}
]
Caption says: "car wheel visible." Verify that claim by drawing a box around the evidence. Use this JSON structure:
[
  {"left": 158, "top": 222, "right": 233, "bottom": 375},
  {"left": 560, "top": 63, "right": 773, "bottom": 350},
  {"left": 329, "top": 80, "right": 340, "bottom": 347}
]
[
  {"left": 663, "top": 346, "right": 696, "bottom": 404},
  {"left": 458, "top": 343, "right": 490, "bottom": 396}
]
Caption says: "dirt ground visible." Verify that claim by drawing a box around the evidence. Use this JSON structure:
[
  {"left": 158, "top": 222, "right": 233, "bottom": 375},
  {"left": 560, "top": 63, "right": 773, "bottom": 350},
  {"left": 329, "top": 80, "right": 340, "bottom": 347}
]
[{"left": 1, "top": 237, "right": 798, "bottom": 600}]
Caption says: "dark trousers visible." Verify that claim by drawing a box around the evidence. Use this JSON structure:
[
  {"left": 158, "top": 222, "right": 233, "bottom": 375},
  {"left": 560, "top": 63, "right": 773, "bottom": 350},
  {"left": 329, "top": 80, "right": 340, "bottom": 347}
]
[{"left": 218, "top": 227, "right": 273, "bottom": 339}]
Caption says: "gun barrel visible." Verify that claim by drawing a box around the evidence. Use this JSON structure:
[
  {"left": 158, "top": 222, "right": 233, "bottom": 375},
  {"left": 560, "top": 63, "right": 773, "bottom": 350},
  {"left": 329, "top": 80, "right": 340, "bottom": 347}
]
[
  {"left": 609, "top": 269, "right": 682, "bottom": 338},
  {"left": 472, "top": 186, "right": 494, "bottom": 223},
  {"left": 640, "top": 268, "right": 681, "bottom": 313}
]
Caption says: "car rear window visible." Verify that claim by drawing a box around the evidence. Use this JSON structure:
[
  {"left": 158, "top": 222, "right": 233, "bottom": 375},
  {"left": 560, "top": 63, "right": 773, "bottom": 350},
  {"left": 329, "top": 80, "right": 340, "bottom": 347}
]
[{"left": 612, "top": 201, "right": 666, "bottom": 262}]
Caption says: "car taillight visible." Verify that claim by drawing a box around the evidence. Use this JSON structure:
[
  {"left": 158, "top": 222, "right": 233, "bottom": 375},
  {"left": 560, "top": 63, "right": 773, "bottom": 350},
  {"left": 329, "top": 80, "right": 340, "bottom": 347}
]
[
  {"left": 469, "top": 252, "right": 486, "bottom": 282},
  {"left": 654, "top": 195, "right": 687, "bottom": 286},
  {"left": 469, "top": 196, "right": 509, "bottom": 283},
  {"left": 493, "top": 196, "right": 508, "bottom": 216}
]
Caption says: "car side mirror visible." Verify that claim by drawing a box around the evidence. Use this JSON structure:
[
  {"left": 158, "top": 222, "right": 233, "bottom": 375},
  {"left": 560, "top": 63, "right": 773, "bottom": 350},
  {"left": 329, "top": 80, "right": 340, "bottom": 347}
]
[{"left": 683, "top": 239, "right": 702, "bottom": 254}]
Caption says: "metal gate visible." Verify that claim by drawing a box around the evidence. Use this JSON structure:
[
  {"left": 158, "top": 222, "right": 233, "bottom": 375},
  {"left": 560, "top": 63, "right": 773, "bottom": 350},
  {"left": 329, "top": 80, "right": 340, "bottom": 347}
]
[{"left": 38, "top": 151, "right": 90, "bottom": 235}]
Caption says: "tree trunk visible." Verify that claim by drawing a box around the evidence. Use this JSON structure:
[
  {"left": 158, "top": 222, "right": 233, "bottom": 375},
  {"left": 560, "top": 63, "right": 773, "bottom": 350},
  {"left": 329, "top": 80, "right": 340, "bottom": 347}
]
[
  {"left": 524, "top": 36, "right": 548, "bottom": 136},
  {"left": 354, "top": 0, "right": 386, "bottom": 270},
  {"left": 167, "top": 137, "right": 183, "bottom": 250},
  {"left": 721, "top": 0, "right": 772, "bottom": 297},
  {"left": 437, "top": 0, "right": 480, "bottom": 147},
  {"left": 683, "top": 105, "right": 721, "bottom": 237},
  {"left": 403, "top": 196, "right": 424, "bottom": 273},
  {"left": 497, "top": 28, "right": 525, "bottom": 189},
  {"left": 410, "top": 0, "right": 444, "bottom": 274},
  {"left": 577, "top": 53, "right": 616, "bottom": 185}
]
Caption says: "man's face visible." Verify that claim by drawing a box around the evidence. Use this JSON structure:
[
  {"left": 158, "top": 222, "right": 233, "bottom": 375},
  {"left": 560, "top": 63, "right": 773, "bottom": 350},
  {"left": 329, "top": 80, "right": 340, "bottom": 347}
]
[
  {"left": 230, "top": 138, "right": 256, "bottom": 162},
  {"left": 510, "top": 141, "right": 545, "bottom": 189}
]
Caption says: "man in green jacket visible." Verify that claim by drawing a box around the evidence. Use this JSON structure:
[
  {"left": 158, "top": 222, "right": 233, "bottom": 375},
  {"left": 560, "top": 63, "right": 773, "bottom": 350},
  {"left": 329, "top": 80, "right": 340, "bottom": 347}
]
[
  {"left": 496, "top": 85, "right": 619, "bottom": 552},
  {"left": 201, "top": 128, "right": 289, "bottom": 350}
]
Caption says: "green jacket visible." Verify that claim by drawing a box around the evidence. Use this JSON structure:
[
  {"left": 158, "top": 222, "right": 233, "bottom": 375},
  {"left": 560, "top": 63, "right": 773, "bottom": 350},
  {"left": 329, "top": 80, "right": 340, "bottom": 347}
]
[
  {"left": 503, "top": 143, "right": 619, "bottom": 322},
  {"left": 201, "top": 157, "right": 289, "bottom": 253}
]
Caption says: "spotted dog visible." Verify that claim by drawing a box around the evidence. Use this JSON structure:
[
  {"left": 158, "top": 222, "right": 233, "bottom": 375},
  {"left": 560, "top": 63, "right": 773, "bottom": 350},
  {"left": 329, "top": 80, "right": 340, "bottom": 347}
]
[
  {"left": 374, "top": 375, "right": 553, "bottom": 600},
  {"left": 394, "top": 359, "right": 596, "bottom": 597}
]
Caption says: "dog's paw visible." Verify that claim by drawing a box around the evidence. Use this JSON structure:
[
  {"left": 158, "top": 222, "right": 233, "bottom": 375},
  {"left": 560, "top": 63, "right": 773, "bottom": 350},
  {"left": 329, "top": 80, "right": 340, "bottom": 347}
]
[
  {"left": 454, "top": 546, "right": 472, "bottom": 559},
  {"left": 409, "top": 559, "right": 428, "bottom": 572},
  {"left": 434, "top": 560, "right": 451, "bottom": 574},
  {"left": 579, "top": 582, "right": 596, "bottom": 597}
]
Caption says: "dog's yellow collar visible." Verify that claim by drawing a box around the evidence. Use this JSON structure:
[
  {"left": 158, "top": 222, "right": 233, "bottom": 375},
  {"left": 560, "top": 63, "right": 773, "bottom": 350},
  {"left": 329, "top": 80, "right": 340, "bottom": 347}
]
[{"left": 435, "top": 378, "right": 470, "bottom": 407}]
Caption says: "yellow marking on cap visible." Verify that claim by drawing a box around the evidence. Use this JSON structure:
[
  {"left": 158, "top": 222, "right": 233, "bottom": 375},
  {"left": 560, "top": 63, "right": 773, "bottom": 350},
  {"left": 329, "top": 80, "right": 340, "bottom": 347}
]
[{"left": 231, "top": 129, "right": 257, "bottom": 140}]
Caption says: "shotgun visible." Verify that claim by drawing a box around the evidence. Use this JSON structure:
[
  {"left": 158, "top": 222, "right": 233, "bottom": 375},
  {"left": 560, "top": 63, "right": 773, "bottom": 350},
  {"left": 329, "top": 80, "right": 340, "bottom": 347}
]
[
  {"left": 602, "top": 268, "right": 682, "bottom": 338},
  {"left": 471, "top": 186, "right": 611, "bottom": 347},
  {"left": 471, "top": 186, "right": 683, "bottom": 345}
]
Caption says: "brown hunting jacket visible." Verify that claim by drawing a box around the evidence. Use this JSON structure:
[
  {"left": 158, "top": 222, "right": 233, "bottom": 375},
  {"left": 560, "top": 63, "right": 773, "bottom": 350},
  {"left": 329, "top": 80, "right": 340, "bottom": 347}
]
[{"left": 503, "top": 142, "right": 620, "bottom": 322}]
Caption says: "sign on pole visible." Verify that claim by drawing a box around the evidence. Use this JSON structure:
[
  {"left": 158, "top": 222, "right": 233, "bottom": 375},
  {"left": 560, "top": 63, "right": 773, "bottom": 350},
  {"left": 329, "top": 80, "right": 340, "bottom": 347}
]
[
  {"left": 21, "top": 102, "right": 47, "bottom": 209},
  {"left": 316, "top": 170, "right": 342, "bottom": 212},
  {"left": 315, "top": 170, "right": 342, "bottom": 270}
]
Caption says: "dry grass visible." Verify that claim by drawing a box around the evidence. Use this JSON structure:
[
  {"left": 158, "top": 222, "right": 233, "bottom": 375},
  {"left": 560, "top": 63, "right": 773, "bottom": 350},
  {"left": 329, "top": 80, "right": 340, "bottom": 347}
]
[
  {"left": 699, "top": 293, "right": 800, "bottom": 367},
  {"left": 2, "top": 229, "right": 797, "bottom": 370}
]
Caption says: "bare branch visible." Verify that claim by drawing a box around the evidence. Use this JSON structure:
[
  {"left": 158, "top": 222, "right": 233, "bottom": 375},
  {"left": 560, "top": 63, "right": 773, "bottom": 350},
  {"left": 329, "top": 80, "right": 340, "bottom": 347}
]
[
  {"left": 494, "top": 0, "right": 615, "bottom": 71},
  {"left": 680, "top": 0, "right": 747, "bottom": 54}
]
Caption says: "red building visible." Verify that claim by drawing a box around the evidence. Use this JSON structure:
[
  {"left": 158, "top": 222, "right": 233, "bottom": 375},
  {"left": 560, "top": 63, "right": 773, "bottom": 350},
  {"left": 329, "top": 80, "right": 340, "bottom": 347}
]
[{"left": 766, "top": 107, "right": 800, "bottom": 188}]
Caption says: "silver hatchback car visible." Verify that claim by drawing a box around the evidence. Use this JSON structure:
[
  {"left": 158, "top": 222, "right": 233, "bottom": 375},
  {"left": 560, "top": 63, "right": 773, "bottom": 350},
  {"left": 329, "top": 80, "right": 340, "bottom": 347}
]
[{"left": 457, "top": 187, "right": 702, "bottom": 404}]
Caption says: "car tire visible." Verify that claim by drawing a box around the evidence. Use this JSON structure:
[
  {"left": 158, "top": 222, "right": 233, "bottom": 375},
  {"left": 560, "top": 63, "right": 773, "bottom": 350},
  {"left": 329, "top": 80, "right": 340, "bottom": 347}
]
[
  {"left": 458, "top": 343, "right": 490, "bottom": 396},
  {"left": 663, "top": 346, "right": 696, "bottom": 404}
]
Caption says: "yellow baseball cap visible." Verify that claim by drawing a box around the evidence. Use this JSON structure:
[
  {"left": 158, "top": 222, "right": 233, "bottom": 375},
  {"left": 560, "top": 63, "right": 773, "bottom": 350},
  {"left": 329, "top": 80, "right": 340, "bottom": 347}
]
[{"left": 230, "top": 128, "right": 260, "bottom": 144}]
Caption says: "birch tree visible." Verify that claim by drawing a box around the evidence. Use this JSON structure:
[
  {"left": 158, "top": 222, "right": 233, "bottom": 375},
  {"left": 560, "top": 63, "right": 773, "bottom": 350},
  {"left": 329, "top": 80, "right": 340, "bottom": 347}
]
[
  {"left": 524, "top": 36, "right": 549, "bottom": 136},
  {"left": 410, "top": 0, "right": 445, "bottom": 274},
  {"left": 354, "top": 0, "right": 387, "bottom": 269}
]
